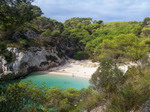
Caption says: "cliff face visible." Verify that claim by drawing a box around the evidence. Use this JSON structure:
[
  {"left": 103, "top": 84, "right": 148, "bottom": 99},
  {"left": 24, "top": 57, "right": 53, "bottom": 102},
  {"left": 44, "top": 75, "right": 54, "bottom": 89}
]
[{"left": 0, "top": 47, "right": 66, "bottom": 80}]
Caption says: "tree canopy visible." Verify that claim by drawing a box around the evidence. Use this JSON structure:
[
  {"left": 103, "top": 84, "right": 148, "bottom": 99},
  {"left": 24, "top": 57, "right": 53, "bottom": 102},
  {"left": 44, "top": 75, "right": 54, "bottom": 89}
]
[{"left": 0, "top": 0, "right": 42, "bottom": 30}]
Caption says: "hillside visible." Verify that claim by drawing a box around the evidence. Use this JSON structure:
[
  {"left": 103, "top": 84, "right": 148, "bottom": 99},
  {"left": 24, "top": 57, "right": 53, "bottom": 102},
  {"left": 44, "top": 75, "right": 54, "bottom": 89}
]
[{"left": 0, "top": 0, "right": 150, "bottom": 112}]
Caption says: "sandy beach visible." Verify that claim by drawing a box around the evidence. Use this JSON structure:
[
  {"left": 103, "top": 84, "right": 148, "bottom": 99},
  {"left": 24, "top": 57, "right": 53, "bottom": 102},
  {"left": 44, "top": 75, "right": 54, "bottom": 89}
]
[
  {"left": 47, "top": 59, "right": 99, "bottom": 79},
  {"left": 35, "top": 59, "right": 136, "bottom": 79}
]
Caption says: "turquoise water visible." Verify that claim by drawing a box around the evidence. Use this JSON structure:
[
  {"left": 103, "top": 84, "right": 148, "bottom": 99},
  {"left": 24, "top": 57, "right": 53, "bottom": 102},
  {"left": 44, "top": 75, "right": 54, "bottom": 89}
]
[{"left": 21, "top": 72, "right": 90, "bottom": 89}]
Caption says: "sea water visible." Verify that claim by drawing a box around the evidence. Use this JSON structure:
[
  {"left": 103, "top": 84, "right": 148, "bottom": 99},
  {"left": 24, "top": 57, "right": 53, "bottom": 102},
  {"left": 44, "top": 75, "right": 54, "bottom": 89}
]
[{"left": 21, "top": 72, "right": 90, "bottom": 89}]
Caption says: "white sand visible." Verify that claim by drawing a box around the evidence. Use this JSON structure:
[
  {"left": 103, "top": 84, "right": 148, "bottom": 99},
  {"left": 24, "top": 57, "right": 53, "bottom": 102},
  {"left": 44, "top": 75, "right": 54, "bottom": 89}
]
[
  {"left": 48, "top": 59, "right": 99, "bottom": 79},
  {"left": 35, "top": 59, "right": 138, "bottom": 79}
]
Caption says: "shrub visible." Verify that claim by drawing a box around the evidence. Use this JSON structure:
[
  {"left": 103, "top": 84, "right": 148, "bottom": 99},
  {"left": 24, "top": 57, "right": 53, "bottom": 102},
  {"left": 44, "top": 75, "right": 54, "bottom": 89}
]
[
  {"left": 3, "top": 50, "right": 13, "bottom": 63},
  {"left": 0, "top": 42, "right": 6, "bottom": 53},
  {"left": 73, "top": 51, "right": 89, "bottom": 60},
  {"left": 141, "top": 27, "right": 150, "bottom": 38},
  {"left": 105, "top": 65, "right": 150, "bottom": 112},
  {"left": 95, "top": 34, "right": 148, "bottom": 61},
  {"left": 90, "top": 58, "right": 125, "bottom": 94},
  {"left": 51, "top": 30, "right": 60, "bottom": 37},
  {"left": 41, "top": 29, "right": 51, "bottom": 37}
]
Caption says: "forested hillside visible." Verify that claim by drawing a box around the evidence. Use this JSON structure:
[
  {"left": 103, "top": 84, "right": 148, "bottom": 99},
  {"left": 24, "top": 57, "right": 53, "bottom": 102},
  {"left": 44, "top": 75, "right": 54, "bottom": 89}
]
[
  {"left": 0, "top": 0, "right": 150, "bottom": 112},
  {"left": 1, "top": 0, "right": 150, "bottom": 62},
  {"left": 1, "top": 13, "right": 150, "bottom": 62}
]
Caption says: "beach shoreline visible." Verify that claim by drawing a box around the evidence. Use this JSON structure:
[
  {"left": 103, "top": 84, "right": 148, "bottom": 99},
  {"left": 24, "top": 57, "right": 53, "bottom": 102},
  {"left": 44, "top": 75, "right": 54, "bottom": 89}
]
[{"left": 35, "top": 59, "right": 99, "bottom": 79}]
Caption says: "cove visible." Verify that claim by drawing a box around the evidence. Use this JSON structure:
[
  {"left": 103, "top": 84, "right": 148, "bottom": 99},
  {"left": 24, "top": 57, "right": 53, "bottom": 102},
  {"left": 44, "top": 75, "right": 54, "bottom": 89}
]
[{"left": 20, "top": 72, "right": 90, "bottom": 90}]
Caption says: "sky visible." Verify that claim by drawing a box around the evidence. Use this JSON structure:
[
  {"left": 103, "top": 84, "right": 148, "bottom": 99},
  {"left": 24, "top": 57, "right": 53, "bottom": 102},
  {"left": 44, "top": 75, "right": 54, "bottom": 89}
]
[{"left": 33, "top": 0, "right": 150, "bottom": 22}]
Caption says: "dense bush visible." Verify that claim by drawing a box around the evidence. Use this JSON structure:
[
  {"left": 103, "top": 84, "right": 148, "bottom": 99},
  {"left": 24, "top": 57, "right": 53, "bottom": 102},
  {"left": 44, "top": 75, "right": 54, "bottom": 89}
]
[
  {"left": 0, "top": 82, "right": 101, "bottom": 112},
  {"left": 90, "top": 58, "right": 125, "bottom": 94},
  {"left": 141, "top": 27, "right": 150, "bottom": 38},
  {"left": 90, "top": 58, "right": 150, "bottom": 112},
  {"left": 94, "top": 34, "right": 148, "bottom": 61},
  {"left": 73, "top": 51, "right": 89, "bottom": 60},
  {"left": 106, "top": 66, "right": 150, "bottom": 112},
  {"left": 0, "top": 42, "right": 13, "bottom": 63},
  {"left": 3, "top": 50, "right": 13, "bottom": 63}
]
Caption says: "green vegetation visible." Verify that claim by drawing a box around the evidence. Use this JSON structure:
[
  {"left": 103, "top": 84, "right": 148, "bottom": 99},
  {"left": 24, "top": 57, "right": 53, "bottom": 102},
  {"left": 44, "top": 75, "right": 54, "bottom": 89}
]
[
  {"left": 90, "top": 57, "right": 150, "bottom": 112},
  {"left": 0, "top": 0, "right": 42, "bottom": 30},
  {"left": 0, "top": 0, "right": 149, "bottom": 62},
  {"left": 0, "top": 0, "right": 150, "bottom": 111},
  {"left": 0, "top": 81, "right": 102, "bottom": 112},
  {"left": 90, "top": 58, "right": 125, "bottom": 94},
  {"left": 0, "top": 42, "right": 13, "bottom": 63},
  {"left": 94, "top": 34, "right": 148, "bottom": 61},
  {"left": 73, "top": 51, "right": 89, "bottom": 60}
]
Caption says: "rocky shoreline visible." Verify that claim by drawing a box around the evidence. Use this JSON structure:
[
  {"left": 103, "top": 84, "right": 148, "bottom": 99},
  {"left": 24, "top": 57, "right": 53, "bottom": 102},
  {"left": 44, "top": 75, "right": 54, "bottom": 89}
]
[{"left": 0, "top": 47, "right": 66, "bottom": 81}]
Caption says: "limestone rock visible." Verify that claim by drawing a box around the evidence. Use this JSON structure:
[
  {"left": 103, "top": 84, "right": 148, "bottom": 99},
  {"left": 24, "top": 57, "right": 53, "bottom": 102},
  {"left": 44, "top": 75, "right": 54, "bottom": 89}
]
[
  {"left": 141, "top": 99, "right": 150, "bottom": 112},
  {"left": 0, "top": 47, "right": 65, "bottom": 80}
]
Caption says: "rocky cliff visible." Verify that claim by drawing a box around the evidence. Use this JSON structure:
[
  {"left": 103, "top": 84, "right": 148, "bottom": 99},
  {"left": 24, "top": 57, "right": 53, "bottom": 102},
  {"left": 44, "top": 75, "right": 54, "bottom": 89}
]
[{"left": 0, "top": 47, "right": 66, "bottom": 80}]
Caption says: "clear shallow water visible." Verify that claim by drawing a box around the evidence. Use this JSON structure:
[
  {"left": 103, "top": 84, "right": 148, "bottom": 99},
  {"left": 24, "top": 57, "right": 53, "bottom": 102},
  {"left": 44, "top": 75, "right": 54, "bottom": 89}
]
[{"left": 21, "top": 72, "right": 90, "bottom": 89}]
